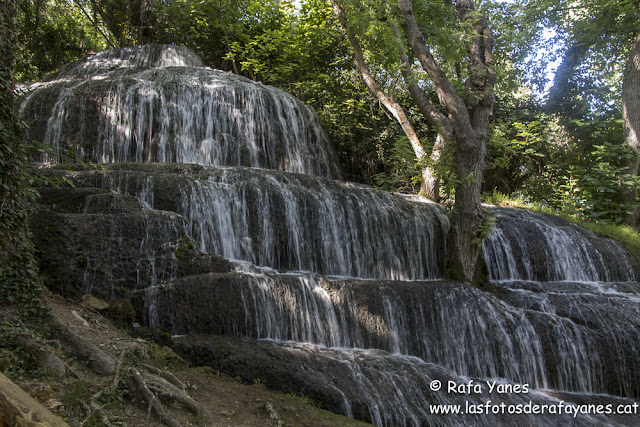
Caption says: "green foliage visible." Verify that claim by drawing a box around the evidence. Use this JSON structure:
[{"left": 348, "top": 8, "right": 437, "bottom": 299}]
[
  {"left": 1, "top": 0, "right": 47, "bottom": 319},
  {"left": 224, "top": 0, "right": 340, "bottom": 85},
  {"left": 558, "top": 140, "right": 639, "bottom": 223},
  {"left": 60, "top": 379, "right": 93, "bottom": 416},
  {"left": 188, "top": 412, "right": 208, "bottom": 426},
  {"left": 16, "top": 0, "right": 108, "bottom": 81},
  {"left": 287, "top": 389, "right": 322, "bottom": 408},
  {"left": 486, "top": 106, "right": 637, "bottom": 225},
  {"left": 149, "top": 343, "right": 186, "bottom": 370},
  {"left": 372, "top": 136, "right": 422, "bottom": 192},
  {"left": 0, "top": 323, "right": 36, "bottom": 379},
  {"left": 483, "top": 189, "right": 529, "bottom": 208},
  {"left": 309, "top": 70, "right": 416, "bottom": 187},
  {"left": 155, "top": 0, "right": 271, "bottom": 70}
]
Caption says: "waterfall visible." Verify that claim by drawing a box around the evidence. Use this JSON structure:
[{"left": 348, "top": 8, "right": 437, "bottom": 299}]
[
  {"left": 178, "top": 167, "right": 448, "bottom": 279},
  {"left": 49, "top": 164, "right": 448, "bottom": 280},
  {"left": 483, "top": 208, "right": 639, "bottom": 281},
  {"left": 21, "top": 47, "right": 341, "bottom": 179},
  {"left": 48, "top": 45, "right": 205, "bottom": 80},
  {"left": 174, "top": 335, "right": 635, "bottom": 427},
  {"left": 150, "top": 267, "right": 549, "bottom": 388},
  {"left": 497, "top": 280, "right": 640, "bottom": 397},
  {"left": 147, "top": 265, "right": 640, "bottom": 397},
  {"left": 25, "top": 45, "right": 640, "bottom": 426}
]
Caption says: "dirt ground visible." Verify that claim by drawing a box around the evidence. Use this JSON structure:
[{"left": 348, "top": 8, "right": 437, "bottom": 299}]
[{"left": 13, "top": 293, "right": 370, "bottom": 427}]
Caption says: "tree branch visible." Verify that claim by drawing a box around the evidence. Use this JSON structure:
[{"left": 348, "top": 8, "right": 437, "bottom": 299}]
[
  {"left": 329, "top": 0, "right": 427, "bottom": 160},
  {"left": 397, "top": 0, "right": 473, "bottom": 141}
]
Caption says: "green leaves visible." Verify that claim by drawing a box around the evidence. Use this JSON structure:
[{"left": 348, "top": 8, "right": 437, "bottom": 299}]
[
  {"left": 557, "top": 140, "right": 640, "bottom": 223},
  {"left": 1, "top": 2, "right": 47, "bottom": 319}
]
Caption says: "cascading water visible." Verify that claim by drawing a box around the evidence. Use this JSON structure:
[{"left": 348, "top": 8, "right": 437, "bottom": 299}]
[
  {"left": 148, "top": 265, "right": 549, "bottom": 388},
  {"left": 497, "top": 280, "right": 640, "bottom": 397},
  {"left": 42, "top": 164, "right": 448, "bottom": 280},
  {"left": 174, "top": 335, "right": 639, "bottom": 427},
  {"left": 47, "top": 45, "right": 205, "bottom": 79},
  {"left": 483, "top": 207, "right": 639, "bottom": 281},
  {"left": 24, "top": 45, "right": 640, "bottom": 426},
  {"left": 179, "top": 168, "right": 447, "bottom": 279},
  {"left": 21, "top": 45, "right": 341, "bottom": 179}
]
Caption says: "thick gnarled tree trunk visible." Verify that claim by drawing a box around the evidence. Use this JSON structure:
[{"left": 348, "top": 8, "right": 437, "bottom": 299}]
[
  {"left": 330, "top": 0, "right": 495, "bottom": 283},
  {"left": 622, "top": 28, "right": 640, "bottom": 228},
  {"left": 398, "top": 0, "right": 495, "bottom": 284}
]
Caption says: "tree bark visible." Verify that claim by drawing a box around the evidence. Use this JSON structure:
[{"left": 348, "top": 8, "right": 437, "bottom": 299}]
[
  {"left": 398, "top": 0, "right": 495, "bottom": 284},
  {"left": 622, "top": 28, "right": 640, "bottom": 228},
  {"left": 329, "top": 0, "right": 442, "bottom": 199},
  {"left": 401, "top": 60, "right": 452, "bottom": 201}
]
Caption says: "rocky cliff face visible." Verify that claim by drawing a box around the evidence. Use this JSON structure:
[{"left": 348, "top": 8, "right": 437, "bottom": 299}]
[
  {"left": 29, "top": 169, "right": 640, "bottom": 400},
  {"left": 31, "top": 178, "right": 232, "bottom": 300}
]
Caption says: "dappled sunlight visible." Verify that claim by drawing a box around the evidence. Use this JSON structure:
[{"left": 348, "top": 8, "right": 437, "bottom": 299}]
[{"left": 21, "top": 45, "right": 342, "bottom": 179}]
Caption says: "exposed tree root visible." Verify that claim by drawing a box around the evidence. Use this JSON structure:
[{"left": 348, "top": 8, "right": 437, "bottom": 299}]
[
  {"left": 143, "top": 370, "right": 200, "bottom": 413},
  {"left": 12, "top": 334, "right": 66, "bottom": 376},
  {"left": 51, "top": 315, "right": 116, "bottom": 376},
  {"left": 140, "top": 363, "right": 187, "bottom": 391},
  {"left": 130, "top": 367, "right": 182, "bottom": 427},
  {"left": 42, "top": 302, "right": 201, "bottom": 426}
]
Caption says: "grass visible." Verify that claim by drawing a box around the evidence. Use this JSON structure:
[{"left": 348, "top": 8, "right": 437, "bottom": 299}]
[
  {"left": 576, "top": 221, "right": 640, "bottom": 262},
  {"left": 482, "top": 190, "right": 640, "bottom": 263}
]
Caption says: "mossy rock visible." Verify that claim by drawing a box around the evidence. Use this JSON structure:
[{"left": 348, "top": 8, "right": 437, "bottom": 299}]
[
  {"left": 106, "top": 298, "right": 136, "bottom": 329},
  {"left": 130, "top": 326, "right": 173, "bottom": 347}
]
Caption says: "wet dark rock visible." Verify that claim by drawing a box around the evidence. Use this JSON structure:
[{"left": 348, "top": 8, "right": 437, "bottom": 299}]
[
  {"left": 30, "top": 180, "right": 231, "bottom": 300},
  {"left": 146, "top": 269, "right": 640, "bottom": 399},
  {"left": 106, "top": 298, "right": 136, "bottom": 329},
  {"left": 497, "top": 280, "right": 640, "bottom": 398},
  {"left": 483, "top": 208, "right": 640, "bottom": 281},
  {"left": 31, "top": 164, "right": 449, "bottom": 280},
  {"left": 173, "top": 335, "right": 638, "bottom": 427}
]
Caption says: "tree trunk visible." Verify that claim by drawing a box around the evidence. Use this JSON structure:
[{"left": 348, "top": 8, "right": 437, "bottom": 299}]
[
  {"left": 445, "top": 131, "right": 488, "bottom": 285},
  {"left": 402, "top": 60, "right": 452, "bottom": 202},
  {"left": 419, "top": 135, "right": 443, "bottom": 201},
  {"left": 398, "top": 0, "right": 495, "bottom": 285},
  {"left": 621, "top": 28, "right": 640, "bottom": 228},
  {"left": 329, "top": 0, "right": 441, "bottom": 199}
]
